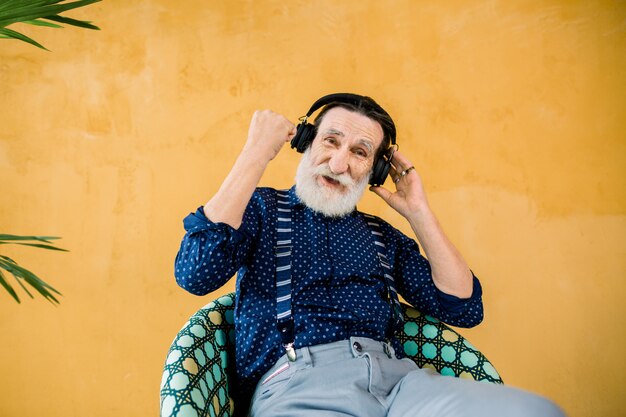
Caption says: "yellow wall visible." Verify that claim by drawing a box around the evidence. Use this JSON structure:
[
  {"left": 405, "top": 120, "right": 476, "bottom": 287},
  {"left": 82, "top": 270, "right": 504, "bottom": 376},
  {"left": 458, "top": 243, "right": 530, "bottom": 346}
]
[{"left": 1, "top": 1, "right": 624, "bottom": 416}]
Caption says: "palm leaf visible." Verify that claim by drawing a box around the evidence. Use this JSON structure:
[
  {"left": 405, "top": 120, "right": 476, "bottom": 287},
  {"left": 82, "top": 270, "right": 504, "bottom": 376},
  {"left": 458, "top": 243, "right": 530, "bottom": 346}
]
[
  {"left": 0, "top": 0, "right": 101, "bottom": 27},
  {"left": 0, "top": 256, "right": 60, "bottom": 292},
  {"left": 0, "top": 25, "right": 47, "bottom": 49},
  {"left": 0, "top": 256, "right": 61, "bottom": 303},
  {"left": 12, "top": 268, "right": 35, "bottom": 299},
  {"left": 44, "top": 14, "right": 97, "bottom": 30},
  {"left": 23, "top": 18, "right": 63, "bottom": 28},
  {"left": 0, "top": 234, "right": 62, "bottom": 243},
  {"left": 0, "top": 0, "right": 101, "bottom": 50},
  {"left": 0, "top": 2, "right": 61, "bottom": 13},
  {"left": 0, "top": 242, "right": 69, "bottom": 251},
  {"left": 0, "top": 269, "right": 20, "bottom": 303},
  {"left": 5, "top": 261, "right": 35, "bottom": 300},
  {"left": 0, "top": 235, "right": 66, "bottom": 303},
  {"left": 0, "top": 235, "right": 68, "bottom": 251}
]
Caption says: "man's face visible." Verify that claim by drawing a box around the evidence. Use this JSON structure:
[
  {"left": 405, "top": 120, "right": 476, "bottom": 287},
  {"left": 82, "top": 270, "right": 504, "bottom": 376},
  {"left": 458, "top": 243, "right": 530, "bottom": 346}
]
[
  {"left": 295, "top": 107, "right": 384, "bottom": 217},
  {"left": 309, "top": 107, "right": 384, "bottom": 192}
]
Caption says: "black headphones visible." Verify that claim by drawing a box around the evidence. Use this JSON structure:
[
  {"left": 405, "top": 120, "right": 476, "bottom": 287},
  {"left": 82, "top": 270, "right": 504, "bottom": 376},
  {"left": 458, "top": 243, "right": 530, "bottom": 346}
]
[{"left": 290, "top": 93, "right": 397, "bottom": 186}]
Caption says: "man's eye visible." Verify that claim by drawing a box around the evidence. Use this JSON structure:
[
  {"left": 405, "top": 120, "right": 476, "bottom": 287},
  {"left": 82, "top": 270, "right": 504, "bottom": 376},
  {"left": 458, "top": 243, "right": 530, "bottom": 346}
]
[
  {"left": 324, "top": 137, "right": 337, "bottom": 145},
  {"left": 354, "top": 149, "right": 367, "bottom": 157}
]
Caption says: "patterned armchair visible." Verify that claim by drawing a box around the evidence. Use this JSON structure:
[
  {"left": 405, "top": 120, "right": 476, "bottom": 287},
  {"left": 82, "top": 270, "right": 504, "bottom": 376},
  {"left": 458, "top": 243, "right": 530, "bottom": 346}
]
[{"left": 160, "top": 293, "right": 503, "bottom": 417}]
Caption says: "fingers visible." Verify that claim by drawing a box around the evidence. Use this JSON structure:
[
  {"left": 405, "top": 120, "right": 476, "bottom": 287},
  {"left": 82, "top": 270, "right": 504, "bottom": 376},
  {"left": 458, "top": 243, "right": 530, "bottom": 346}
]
[
  {"left": 246, "top": 110, "right": 296, "bottom": 161},
  {"left": 388, "top": 149, "right": 417, "bottom": 184},
  {"left": 369, "top": 185, "right": 392, "bottom": 203},
  {"left": 390, "top": 149, "right": 413, "bottom": 172},
  {"left": 252, "top": 109, "right": 293, "bottom": 126},
  {"left": 286, "top": 124, "right": 297, "bottom": 141},
  {"left": 250, "top": 110, "right": 296, "bottom": 141}
]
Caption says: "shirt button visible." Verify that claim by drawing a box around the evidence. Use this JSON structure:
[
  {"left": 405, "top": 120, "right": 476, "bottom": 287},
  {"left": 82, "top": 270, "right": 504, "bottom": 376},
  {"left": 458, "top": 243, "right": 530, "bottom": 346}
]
[{"left": 353, "top": 341, "right": 362, "bottom": 352}]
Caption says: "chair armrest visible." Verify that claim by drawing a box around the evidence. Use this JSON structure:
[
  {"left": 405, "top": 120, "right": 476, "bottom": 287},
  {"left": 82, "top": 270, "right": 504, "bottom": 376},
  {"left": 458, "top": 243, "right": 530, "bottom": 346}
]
[
  {"left": 160, "top": 293, "right": 237, "bottom": 417},
  {"left": 398, "top": 304, "right": 504, "bottom": 384}
]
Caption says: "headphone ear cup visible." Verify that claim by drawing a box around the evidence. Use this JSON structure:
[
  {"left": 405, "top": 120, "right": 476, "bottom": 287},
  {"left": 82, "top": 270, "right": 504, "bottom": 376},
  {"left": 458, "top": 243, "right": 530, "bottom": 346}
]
[
  {"left": 369, "top": 156, "right": 392, "bottom": 186},
  {"left": 290, "top": 123, "right": 316, "bottom": 153}
]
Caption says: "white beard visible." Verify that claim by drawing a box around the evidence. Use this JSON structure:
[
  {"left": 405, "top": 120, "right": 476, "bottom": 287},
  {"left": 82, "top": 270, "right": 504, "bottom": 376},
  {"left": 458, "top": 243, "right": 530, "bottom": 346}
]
[{"left": 294, "top": 148, "right": 370, "bottom": 218}]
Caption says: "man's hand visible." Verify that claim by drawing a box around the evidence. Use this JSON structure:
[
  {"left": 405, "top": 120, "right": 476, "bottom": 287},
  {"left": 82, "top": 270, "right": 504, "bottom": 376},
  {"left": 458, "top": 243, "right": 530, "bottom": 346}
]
[
  {"left": 242, "top": 110, "right": 297, "bottom": 164},
  {"left": 370, "top": 149, "right": 474, "bottom": 298},
  {"left": 369, "top": 149, "right": 430, "bottom": 219}
]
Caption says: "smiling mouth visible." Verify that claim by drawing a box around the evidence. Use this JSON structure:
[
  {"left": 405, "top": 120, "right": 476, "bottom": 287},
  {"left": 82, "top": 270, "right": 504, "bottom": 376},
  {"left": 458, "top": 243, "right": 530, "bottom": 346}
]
[
  {"left": 324, "top": 176, "right": 340, "bottom": 185},
  {"left": 319, "top": 175, "right": 344, "bottom": 189}
]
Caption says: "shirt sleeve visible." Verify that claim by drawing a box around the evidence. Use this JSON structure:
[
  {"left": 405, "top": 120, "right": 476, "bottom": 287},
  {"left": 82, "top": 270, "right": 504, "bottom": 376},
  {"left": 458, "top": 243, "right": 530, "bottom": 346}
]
[
  {"left": 389, "top": 226, "right": 484, "bottom": 328},
  {"left": 174, "top": 194, "right": 262, "bottom": 296}
]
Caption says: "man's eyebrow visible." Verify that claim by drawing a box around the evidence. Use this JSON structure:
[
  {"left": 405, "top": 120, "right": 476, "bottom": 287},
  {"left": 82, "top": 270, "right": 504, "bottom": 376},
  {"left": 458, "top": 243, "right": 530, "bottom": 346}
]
[
  {"left": 323, "top": 129, "right": 374, "bottom": 152},
  {"left": 324, "top": 128, "right": 345, "bottom": 137},
  {"left": 358, "top": 139, "right": 374, "bottom": 153}
]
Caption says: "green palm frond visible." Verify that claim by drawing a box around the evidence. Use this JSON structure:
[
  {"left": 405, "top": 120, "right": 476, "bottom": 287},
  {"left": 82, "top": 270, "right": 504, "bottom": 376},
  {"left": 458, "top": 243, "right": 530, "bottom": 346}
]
[
  {"left": 0, "top": 0, "right": 101, "bottom": 50},
  {"left": 0, "top": 235, "right": 66, "bottom": 304}
]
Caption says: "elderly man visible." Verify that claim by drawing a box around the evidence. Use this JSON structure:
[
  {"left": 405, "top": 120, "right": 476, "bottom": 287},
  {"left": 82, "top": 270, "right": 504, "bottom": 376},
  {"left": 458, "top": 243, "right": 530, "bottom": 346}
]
[{"left": 175, "top": 94, "right": 564, "bottom": 416}]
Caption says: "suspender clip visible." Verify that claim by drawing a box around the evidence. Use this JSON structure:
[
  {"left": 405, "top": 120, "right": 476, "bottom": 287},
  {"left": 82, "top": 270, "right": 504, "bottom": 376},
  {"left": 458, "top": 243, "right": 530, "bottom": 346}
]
[
  {"left": 283, "top": 342, "right": 297, "bottom": 362},
  {"left": 277, "top": 318, "right": 295, "bottom": 361}
]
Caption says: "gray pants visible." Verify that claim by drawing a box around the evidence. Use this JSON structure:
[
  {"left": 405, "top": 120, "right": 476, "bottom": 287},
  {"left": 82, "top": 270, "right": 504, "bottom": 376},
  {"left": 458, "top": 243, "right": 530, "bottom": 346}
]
[{"left": 249, "top": 337, "right": 565, "bottom": 417}]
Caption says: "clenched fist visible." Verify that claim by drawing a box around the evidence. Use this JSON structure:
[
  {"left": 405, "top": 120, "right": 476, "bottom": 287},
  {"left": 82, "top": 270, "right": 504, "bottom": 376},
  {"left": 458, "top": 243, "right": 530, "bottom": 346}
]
[{"left": 242, "top": 110, "right": 297, "bottom": 164}]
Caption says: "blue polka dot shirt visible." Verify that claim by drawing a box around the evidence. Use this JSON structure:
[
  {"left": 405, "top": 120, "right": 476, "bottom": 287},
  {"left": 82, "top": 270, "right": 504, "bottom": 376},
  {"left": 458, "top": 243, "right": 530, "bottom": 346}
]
[{"left": 175, "top": 186, "right": 483, "bottom": 395}]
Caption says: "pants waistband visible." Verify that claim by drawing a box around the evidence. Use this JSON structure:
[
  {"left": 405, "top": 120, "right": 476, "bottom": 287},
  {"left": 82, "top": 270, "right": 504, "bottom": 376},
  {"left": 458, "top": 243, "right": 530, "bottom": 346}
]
[{"left": 266, "top": 337, "right": 395, "bottom": 376}]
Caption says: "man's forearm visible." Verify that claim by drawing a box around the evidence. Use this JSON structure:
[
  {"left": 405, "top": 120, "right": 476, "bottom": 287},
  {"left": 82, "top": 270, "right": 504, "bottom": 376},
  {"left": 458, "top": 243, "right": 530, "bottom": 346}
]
[
  {"left": 406, "top": 204, "right": 474, "bottom": 298},
  {"left": 203, "top": 110, "right": 296, "bottom": 229},
  {"left": 204, "top": 149, "right": 268, "bottom": 229}
]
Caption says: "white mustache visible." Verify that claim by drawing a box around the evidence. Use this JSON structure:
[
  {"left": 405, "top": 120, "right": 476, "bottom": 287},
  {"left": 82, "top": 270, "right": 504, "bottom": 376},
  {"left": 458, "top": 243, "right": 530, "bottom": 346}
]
[{"left": 312, "top": 164, "right": 355, "bottom": 187}]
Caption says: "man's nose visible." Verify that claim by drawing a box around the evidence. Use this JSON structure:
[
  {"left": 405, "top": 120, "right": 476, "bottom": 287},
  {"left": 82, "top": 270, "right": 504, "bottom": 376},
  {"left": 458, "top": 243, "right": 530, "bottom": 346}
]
[{"left": 328, "top": 150, "right": 349, "bottom": 175}]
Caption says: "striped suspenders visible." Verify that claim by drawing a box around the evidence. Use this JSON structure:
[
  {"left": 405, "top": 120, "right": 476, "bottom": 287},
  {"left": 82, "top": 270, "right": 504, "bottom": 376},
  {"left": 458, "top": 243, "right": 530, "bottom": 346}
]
[
  {"left": 362, "top": 214, "right": 404, "bottom": 334},
  {"left": 274, "top": 190, "right": 296, "bottom": 361},
  {"left": 274, "top": 190, "right": 404, "bottom": 361}
]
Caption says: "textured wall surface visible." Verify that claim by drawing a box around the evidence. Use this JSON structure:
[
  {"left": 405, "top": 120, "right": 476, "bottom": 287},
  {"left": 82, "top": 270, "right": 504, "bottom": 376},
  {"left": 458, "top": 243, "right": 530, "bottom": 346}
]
[{"left": 1, "top": 1, "right": 624, "bottom": 416}]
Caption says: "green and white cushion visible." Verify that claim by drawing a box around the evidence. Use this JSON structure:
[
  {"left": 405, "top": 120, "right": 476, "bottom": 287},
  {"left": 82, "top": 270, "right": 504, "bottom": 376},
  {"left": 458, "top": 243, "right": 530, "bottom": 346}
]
[
  {"left": 397, "top": 304, "right": 503, "bottom": 383},
  {"left": 160, "top": 294, "right": 236, "bottom": 417},
  {"left": 160, "top": 293, "right": 503, "bottom": 417}
]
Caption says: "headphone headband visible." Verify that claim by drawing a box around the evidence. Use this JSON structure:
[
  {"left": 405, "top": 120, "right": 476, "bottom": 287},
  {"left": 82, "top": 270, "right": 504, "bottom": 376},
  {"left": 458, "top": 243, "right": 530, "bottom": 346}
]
[
  {"left": 301, "top": 93, "right": 396, "bottom": 145},
  {"left": 304, "top": 93, "right": 364, "bottom": 117}
]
